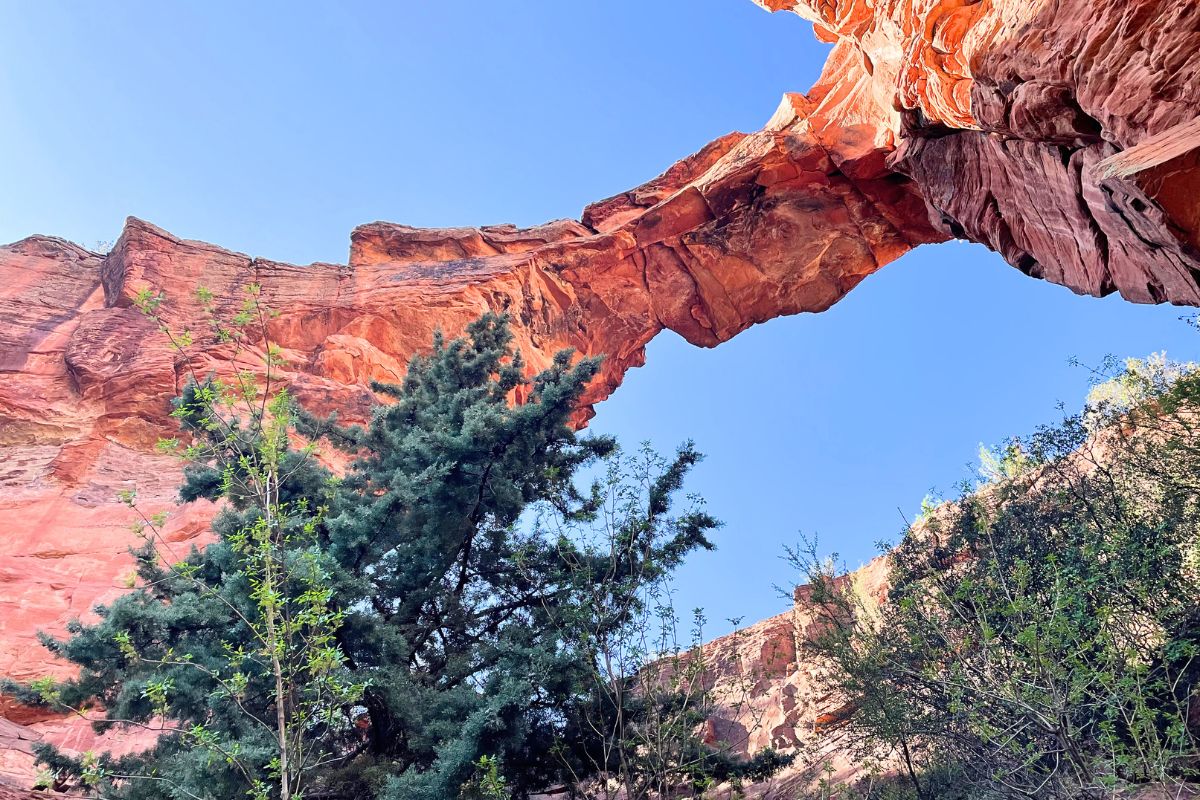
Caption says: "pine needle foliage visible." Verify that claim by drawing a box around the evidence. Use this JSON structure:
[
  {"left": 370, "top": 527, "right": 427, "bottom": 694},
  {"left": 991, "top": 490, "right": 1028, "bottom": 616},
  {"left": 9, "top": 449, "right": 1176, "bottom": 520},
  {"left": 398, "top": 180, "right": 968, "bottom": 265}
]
[{"left": 17, "top": 309, "right": 746, "bottom": 799}]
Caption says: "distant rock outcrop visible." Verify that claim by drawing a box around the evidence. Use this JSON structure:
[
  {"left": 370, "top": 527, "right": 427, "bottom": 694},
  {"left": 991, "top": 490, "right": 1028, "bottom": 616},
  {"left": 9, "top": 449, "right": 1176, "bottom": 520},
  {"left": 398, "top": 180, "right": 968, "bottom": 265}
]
[{"left": 2, "top": 0, "right": 1200, "bottom": 786}]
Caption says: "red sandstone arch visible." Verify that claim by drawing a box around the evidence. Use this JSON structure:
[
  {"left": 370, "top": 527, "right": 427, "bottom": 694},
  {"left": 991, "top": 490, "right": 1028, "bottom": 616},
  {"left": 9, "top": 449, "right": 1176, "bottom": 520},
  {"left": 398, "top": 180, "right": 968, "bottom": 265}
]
[{"left": 2, "top": 0, "right": 1199, "bottom": 782}]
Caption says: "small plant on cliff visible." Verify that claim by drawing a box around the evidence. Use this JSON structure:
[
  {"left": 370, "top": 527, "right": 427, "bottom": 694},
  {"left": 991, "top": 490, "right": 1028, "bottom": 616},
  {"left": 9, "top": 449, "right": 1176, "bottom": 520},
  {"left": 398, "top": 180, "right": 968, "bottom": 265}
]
[{"left": 793, "top": 356, "right": 1200, "bottom": 800}]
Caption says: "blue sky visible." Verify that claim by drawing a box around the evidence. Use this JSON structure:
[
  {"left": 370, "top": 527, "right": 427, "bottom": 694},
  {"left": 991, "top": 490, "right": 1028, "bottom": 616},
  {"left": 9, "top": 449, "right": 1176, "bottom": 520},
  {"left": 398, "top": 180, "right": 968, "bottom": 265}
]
[{"left": 4, "top": 1, "right": 1198, "bottom": 636}]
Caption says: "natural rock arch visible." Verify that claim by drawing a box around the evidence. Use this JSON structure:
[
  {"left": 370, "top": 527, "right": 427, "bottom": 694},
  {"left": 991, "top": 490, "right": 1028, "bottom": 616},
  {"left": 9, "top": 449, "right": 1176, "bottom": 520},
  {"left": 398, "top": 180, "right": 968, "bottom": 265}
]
[{"left": 2, "top": 0, "right": 1199, "bottom": 782}]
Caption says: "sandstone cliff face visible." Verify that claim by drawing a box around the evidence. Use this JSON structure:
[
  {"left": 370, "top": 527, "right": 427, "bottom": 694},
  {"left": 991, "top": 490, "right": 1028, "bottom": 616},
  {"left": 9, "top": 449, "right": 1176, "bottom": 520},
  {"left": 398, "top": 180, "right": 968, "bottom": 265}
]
[
  {"left": 685, "top": 556, "right": 891, "bottom": 797},
  {"left": 2, "top": 0, "right": 1200, "bottom": 787},
  {"left": 758, "top": 0, "right": 1200, "bottom": 305}
]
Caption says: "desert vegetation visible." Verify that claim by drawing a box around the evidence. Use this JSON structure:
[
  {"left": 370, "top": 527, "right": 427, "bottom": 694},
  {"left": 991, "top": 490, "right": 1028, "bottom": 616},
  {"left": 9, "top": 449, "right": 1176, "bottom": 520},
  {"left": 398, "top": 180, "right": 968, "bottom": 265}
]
[
  {"left": 6, "top": 291, "right": 786, "bottom": 800},
  {"left": 8, "top": 295, "right": 1200, "bottom": 800},
  {"left": 793, "top": 354, "right": 1200, "bottom": 799}
]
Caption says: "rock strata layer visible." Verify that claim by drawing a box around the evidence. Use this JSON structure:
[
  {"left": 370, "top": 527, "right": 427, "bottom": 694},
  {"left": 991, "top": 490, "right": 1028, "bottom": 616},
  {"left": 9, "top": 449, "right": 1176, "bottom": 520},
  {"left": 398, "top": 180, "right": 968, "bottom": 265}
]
[{"left": 2, "top": 0, "right": 1200, "bottom": 787}]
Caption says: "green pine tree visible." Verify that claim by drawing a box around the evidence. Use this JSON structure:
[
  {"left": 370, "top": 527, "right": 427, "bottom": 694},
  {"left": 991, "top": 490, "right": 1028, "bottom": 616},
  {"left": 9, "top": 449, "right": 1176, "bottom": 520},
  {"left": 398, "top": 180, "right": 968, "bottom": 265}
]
[{"left": 16, "top": 309, "right": 750, "bottom": 799}]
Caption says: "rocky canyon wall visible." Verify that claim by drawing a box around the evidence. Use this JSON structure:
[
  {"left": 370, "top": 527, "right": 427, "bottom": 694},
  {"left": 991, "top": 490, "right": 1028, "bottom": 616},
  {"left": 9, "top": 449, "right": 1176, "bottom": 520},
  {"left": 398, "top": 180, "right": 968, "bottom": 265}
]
[{"left": 2, "top": 0, "right": 1200, "bottom": 787}]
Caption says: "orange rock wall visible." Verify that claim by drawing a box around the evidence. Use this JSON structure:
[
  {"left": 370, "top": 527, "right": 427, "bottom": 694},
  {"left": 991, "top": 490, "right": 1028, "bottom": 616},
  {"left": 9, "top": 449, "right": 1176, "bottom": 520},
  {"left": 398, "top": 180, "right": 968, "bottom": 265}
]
[
  {"left": 760, "top": 0, "right": 1200, "bottom": 304},
  {"left": 2, "top": 0, "right": 1200, "bottom": 787}
]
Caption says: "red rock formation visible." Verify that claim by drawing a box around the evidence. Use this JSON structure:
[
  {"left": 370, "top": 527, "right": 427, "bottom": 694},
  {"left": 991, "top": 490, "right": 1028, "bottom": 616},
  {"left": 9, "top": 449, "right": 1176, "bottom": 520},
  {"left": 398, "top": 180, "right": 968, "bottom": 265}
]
[
  {"left": 2, "top": 0, "right": 1200, "bottom": 787},
  {"left": 756, "top": 0, "right": 1200, "bottom": 304},
  {"left": 687, "top": 556, "right": 891, "bottom": 797},
  {"left": 0, "top": 120, "right": 940, "bottom": 779}
]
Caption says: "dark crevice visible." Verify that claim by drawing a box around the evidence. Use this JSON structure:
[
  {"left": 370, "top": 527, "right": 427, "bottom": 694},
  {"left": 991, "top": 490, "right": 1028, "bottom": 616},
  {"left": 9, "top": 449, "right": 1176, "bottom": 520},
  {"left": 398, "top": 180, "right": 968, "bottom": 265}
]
[
  {"left": 1100, "top": 184, "right": 1167, "bottom": 253},
  {"left": 1064, "top": 94, "right": 1104, "bottom": 143},
  {"left": 1057, "top": 144, "right": 1076, "bottom": 169},
  {"left": 942, "top": 215, "right": 968, "bottom": 240},
  {"left": 1015, "top": 253, "right": 1043, "bottom": 279},
  {"left": 899, "top": 107, "right": 959, "bottom": 140}
]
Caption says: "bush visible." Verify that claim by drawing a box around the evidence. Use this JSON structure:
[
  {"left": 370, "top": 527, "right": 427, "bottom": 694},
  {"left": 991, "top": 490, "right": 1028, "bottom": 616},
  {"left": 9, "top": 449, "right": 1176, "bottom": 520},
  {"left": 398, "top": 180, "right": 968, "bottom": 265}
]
[{"left": 794, "top": 357, "right": 1200, "bottom": 799}]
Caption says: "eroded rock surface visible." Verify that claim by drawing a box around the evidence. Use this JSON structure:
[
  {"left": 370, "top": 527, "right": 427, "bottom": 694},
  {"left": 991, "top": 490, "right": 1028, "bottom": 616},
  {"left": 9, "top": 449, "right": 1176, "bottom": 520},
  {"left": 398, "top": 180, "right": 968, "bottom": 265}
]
[
  {"left": 3, "top": 0, "right": 1200, "bottom": 787},
  {"left": 757, "top": 0, "right": 1200, "bottom": 304},
  {"left": 685, "top": 556, "right": 891, "bottom": 796}
]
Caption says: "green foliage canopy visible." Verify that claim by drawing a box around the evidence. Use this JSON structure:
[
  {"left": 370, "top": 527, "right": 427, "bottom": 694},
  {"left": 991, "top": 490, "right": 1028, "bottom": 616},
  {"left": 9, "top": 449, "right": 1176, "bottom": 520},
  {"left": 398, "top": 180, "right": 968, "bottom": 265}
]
[
  {"left": 795, "top": 357, "right": 1200, "bottom": 799},
  {"left": 21, "top": 312, "right": 747, "bottom": 800}
]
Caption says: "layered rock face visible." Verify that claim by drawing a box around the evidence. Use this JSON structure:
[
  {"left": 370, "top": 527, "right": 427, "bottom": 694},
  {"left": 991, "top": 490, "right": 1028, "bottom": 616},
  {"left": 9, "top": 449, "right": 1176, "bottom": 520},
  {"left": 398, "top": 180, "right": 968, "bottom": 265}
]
[
  {"left": 2, "top": 0, "right": 1200, "bottom": 787},
  {"left": 759, "top": 0, "right": 1200, "bottom": 304},
  {"left": 691, "top": 556, "right": 892, "bottom": 797}
]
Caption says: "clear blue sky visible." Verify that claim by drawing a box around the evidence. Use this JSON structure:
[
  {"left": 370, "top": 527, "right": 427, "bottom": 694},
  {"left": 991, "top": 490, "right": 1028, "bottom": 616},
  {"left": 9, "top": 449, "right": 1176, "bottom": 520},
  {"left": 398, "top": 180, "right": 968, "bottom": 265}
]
[{"left": 3, "top": 1, "right": 1198, "bottom": 636}]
